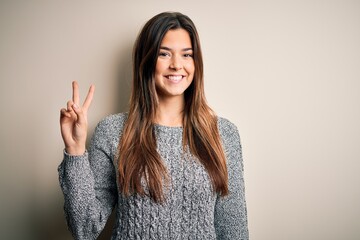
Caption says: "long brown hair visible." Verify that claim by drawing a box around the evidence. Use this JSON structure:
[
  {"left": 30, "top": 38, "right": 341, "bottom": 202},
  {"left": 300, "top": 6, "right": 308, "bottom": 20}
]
[{"left": 118, "top": 12, "right": 228, "bottom": 202}]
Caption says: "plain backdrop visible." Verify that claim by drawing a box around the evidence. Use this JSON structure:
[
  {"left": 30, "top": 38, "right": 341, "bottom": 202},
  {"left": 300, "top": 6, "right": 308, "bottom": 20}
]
[{"left": 0, "top": 1, "right": 359, "bottom": 239}]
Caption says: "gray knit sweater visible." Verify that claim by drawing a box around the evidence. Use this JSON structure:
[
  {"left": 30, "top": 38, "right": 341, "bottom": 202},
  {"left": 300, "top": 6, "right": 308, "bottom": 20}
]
[{"left": 58, "top": 113, "right": 249, "bottom": 239}]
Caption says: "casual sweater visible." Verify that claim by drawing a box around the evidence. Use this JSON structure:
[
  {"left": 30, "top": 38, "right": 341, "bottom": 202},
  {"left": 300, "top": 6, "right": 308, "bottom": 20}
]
[{"left": 58, "top": 112, "right": 249, "bottom": 240}]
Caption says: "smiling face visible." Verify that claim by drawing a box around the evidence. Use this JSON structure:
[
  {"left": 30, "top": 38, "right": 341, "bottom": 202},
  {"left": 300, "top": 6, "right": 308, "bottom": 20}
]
[{"left": 154, "top": 28, "right": 195, "bottom": 101}]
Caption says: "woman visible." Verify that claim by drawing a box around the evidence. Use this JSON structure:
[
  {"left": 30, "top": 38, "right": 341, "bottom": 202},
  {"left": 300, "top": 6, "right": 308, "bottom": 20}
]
[{"left": 59, "top": 12, "right": 248, "bottom": 239}]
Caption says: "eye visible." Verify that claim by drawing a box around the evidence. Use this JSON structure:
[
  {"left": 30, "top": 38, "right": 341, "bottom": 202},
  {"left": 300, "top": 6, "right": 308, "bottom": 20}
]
[
  {"left": 183, "top": 53, "right": 193, "bottom": 58},
  {"left": 159, "top": 51, "right": 170, "bottom": 57}
]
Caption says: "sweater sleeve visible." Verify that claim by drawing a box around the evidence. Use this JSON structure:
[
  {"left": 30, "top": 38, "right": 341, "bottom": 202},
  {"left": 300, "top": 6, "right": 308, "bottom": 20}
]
[
  {"left": 214, "top": 118, "right": 249, "bottom": 239},
  {"left": 58, "top": 118, "right": 118, "bottom": 240}
]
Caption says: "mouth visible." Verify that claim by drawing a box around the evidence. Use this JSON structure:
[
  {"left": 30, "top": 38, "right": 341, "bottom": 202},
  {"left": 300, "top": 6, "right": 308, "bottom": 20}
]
[{"left": 165, "top": 75, "right": 185, "bottom": 83}]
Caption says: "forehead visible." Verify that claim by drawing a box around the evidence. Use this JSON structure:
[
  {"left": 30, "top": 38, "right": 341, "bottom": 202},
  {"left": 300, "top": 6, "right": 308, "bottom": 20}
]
[{"left": 161, "top": 28, "right": 192, "bottom": 48}]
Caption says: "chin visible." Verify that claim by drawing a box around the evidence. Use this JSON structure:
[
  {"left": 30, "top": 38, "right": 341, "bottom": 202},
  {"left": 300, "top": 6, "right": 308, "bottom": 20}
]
[{"left": 158, "top": 89, "right": 186, "bottom": 98}]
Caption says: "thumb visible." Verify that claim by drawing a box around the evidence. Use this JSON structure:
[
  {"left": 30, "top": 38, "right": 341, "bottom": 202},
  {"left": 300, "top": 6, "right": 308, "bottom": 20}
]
[{"left": 72, "top": 103, "right": 86, "bottom": 125}]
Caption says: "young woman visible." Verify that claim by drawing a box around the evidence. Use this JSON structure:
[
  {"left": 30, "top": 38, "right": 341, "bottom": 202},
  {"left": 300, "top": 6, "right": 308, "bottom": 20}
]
[{"left": 59, "top": 12, "right": 249, "bottom": 239}]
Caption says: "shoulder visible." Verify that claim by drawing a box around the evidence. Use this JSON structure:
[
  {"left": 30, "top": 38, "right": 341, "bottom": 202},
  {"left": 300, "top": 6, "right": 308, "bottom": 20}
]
[
  {"left": 90, "top": 112, "right": 128, "bottom": 154},
  {"left": 93, "top": 112, "right": 128, "bottom": 138},
  {"left": 217, "top": 116, "right": 240, "bottom": 139},
  {"left": 97, "top": 112, "right": 128, "bottom": 129},
  {"left": 216, "top": 116, "right": 242, "bottom": 152}
]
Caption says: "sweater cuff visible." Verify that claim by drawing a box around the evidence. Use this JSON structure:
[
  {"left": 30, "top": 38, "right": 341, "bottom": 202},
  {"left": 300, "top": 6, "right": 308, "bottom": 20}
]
[
  {"left": 63, "top": 149, "right": 88, "bottom": 159},
  {"left": 58, "top": 149, "right": 92, "bottom": 193},
  {"left": 58, "top": 149, "right": 89, "bottom": 176}
]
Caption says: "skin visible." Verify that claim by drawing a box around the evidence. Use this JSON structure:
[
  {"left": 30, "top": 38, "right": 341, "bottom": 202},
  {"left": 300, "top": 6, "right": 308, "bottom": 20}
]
[
  {"left": 60, "top": 28, "right": 195, "bottom": 154},
  {"left": 60, "top": 81, "right": 95, "bottom": 155},
  {"left": 154, "top": 28, "right": 195, "bottom": 126}
]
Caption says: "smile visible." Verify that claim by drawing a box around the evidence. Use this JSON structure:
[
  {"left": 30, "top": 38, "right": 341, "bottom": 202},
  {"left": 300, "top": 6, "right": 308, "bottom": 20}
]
[{"left": 165, "top": 75, "right": 184, "bottom": 83}]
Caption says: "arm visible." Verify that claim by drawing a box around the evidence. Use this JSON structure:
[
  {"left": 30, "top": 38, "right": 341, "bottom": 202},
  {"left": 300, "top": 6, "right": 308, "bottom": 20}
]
[
  {"left": 58, "top": 82, "right": 117, "bottom": 239},
  {"left": 58, "top": 118, "right": 118, "bottom": 240},
  {"left": 215, "top": 119, "right": 249, "bottom": 239}
]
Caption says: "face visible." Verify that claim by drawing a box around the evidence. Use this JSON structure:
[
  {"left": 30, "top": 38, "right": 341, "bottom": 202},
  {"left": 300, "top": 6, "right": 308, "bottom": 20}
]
[{"left": 154, "top": 28, "right": 195, "bottom": 101}]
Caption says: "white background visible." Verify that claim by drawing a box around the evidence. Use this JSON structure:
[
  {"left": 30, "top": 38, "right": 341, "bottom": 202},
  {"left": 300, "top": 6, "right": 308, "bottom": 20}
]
[{"left": 0, "top": 1, "right": 359, "bottom": 239}]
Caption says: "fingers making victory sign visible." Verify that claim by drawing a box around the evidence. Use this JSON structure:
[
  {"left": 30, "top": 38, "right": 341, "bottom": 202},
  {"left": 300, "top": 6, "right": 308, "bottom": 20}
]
[{"left": 60, "top": 81, "right": 95, "bottom": 155}]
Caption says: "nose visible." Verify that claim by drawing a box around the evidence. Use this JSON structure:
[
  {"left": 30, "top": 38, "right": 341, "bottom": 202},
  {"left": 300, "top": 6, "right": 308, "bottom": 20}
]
[{"left": 169, "top": 55, "right": 182, "bottom": 70}]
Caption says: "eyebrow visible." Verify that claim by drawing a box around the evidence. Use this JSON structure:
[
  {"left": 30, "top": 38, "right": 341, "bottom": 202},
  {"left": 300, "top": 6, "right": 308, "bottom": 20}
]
[{"left": 160, "top": 46, "right": 193, "bottom": 51}]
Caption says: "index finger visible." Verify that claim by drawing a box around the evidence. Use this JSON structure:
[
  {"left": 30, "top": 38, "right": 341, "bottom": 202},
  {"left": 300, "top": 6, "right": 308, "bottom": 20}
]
[
  {"left": 72, "top": 81, "right": 80, "bottom": 105},
  {"left": 82, "top": 84, "right": 95, "bottom": 111}
]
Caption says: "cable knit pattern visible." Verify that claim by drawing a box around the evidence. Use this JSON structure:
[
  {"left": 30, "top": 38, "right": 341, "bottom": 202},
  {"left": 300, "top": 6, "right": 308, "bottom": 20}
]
[{"left": 58, "top": 112, "right": 249, "bottom": 239}]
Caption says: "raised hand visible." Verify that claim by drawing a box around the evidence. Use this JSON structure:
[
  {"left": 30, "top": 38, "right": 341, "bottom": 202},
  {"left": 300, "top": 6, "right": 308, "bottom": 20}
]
[{"left": 60, "top": 81, "right": 95, "bottom": 155}]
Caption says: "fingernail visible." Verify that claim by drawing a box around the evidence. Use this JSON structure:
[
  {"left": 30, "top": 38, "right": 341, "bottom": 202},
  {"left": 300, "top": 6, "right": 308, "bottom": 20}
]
[{"left": 73, "top": 104, "right": 79, "bottom": 109}]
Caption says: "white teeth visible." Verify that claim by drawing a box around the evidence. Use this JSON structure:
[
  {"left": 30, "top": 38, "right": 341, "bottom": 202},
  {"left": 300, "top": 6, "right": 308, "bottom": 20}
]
[{"left": 167, "top": 75, "right": 182, "bottom": 81}]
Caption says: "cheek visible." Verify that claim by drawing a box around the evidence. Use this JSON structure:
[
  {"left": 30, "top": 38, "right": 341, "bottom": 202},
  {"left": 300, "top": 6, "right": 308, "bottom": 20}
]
[
  {"left": 155, "top": 60, "right": 165, "bottom": 75},
  {"left": 186, "top": 62, "right": 195, "bottom": 75}
]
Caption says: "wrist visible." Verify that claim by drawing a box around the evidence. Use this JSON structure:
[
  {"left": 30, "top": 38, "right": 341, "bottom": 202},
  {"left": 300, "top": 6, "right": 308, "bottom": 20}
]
[{"left": 65, "top": 146, "right": 86, "bottom": 156}]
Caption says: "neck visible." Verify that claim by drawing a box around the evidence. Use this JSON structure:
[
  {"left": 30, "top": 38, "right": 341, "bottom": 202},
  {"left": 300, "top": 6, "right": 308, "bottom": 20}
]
[{"left": 155, "top": 95, "right": 185, "bottom": 127}]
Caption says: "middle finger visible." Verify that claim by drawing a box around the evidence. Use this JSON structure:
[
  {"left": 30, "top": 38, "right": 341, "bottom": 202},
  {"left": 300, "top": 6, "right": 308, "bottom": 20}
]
[{"left": 72, "top": 81, "right": 80, "bottom": 105}]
